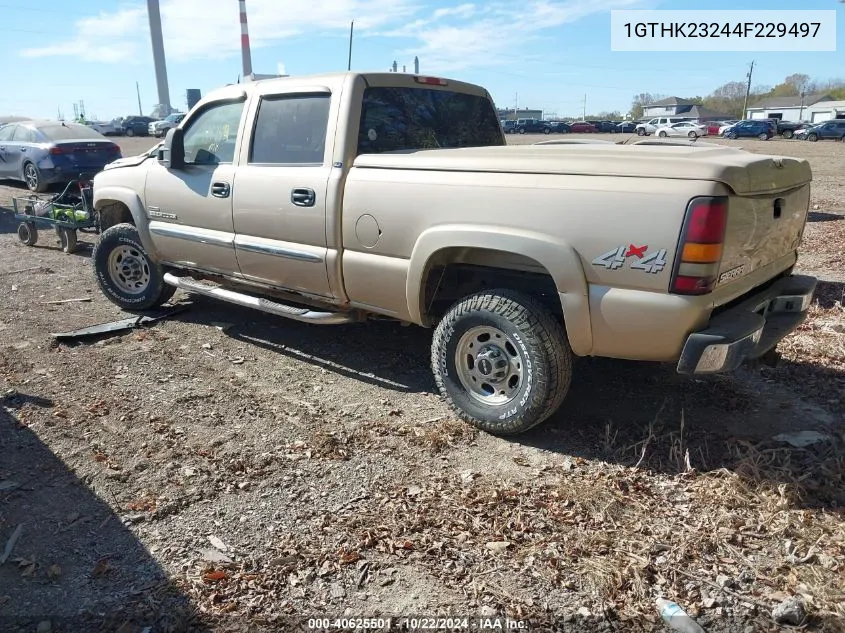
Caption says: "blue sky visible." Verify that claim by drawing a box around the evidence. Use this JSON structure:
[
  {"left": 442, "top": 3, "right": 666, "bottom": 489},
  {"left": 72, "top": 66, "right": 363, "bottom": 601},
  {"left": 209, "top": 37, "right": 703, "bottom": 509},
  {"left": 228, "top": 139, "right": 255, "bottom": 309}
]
[{"left": 1, "top": 0, "right": 841, "bottom": 120}]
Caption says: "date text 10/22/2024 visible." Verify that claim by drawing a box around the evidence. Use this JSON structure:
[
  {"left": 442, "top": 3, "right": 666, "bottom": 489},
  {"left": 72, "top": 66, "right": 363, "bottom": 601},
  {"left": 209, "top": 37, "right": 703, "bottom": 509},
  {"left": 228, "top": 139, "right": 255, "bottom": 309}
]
[{"left": 307, "top": 616, "right": 532, "bottom": 630}]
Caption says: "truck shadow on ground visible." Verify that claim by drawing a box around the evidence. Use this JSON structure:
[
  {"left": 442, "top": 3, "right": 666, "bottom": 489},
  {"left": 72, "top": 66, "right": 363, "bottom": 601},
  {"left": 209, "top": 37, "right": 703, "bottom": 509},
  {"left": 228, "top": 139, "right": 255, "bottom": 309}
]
[
  {"left": 173, "top": 296, "right": 843, "bottom": 512},
  {"left": 0, "top": 396, "right": 211, "bottom": 633}
]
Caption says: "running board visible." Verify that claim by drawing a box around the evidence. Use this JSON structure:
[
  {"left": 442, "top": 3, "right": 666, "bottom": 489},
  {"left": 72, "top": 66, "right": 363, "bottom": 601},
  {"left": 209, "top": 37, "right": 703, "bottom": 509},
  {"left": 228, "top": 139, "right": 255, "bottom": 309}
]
[{"left": 163, "top": 273, "right": 356, "bottom": 325}]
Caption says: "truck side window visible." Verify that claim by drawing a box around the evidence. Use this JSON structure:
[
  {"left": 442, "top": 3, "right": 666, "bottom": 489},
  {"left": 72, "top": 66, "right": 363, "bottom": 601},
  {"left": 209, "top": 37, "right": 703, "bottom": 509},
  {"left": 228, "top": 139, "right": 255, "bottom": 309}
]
[
  {"left": 249, "top": 94, "right": 330, "bottom": 165},
  {"left": 182, "top": 101, "right": 245, "bottom": 165}
]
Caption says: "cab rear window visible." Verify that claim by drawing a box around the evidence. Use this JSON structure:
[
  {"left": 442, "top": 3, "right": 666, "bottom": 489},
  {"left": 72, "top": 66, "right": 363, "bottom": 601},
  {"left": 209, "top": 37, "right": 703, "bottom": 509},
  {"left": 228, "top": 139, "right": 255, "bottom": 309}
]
[{"left": 357, "top": 86, "right": 503, "bottom": 155}]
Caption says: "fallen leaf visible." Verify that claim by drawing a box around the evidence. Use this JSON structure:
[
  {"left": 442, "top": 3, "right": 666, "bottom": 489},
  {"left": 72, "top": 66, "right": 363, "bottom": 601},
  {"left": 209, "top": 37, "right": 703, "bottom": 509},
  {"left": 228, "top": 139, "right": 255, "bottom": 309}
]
[
  {"left": 203, "top": 570, "right": 227, "bottom": 582},
  {"left": 340, "top": 551, "right": 361, "bottom": 565},
  {"left": 48, "top": 564, "right": 61, "bottom": 579},
  {"left": 92, "top": 558, "right": 111, "bottom": 577}
]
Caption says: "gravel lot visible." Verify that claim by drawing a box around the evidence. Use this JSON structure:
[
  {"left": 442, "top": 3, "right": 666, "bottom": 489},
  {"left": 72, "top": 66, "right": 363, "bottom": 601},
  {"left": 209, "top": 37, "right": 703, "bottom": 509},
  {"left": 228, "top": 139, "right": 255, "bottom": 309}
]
[{"left": 0, "top": 134, "right": 843, "bottom": 633}]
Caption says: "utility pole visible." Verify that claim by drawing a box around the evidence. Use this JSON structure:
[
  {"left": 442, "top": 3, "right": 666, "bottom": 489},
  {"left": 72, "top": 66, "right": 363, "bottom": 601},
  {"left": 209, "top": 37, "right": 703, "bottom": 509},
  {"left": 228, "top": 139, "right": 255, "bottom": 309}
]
[
  {"left": 582, "top": 94, "right": 587, "bottom": 119},
  {"left": 742, "top": 60, "right": 755, "bottom": 119},
  {"left": 136, "top": 81, "right": 143, "bottom": 115},
  {"left": 799, "top": 90, "right": 806, "bottom": 121},
  {"left": 514, "top": 92, "right": 518, "bottom": 118},
  {"left": 347, "top": 21, "right": 353, "bottom": 71}
]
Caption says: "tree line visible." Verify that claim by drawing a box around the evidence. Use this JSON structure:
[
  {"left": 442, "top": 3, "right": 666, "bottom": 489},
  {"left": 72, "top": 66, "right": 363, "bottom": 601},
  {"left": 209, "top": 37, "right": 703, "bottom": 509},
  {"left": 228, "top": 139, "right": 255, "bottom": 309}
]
[{"left": 630, "top": 74, "right": 845, "bottom": 120}]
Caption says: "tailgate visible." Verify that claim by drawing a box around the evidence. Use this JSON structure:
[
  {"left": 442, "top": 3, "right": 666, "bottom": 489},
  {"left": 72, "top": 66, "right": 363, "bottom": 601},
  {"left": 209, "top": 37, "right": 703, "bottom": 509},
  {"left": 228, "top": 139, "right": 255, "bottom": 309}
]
[{"left": 714, "top": 156, "right": 811, "bottom": 288}]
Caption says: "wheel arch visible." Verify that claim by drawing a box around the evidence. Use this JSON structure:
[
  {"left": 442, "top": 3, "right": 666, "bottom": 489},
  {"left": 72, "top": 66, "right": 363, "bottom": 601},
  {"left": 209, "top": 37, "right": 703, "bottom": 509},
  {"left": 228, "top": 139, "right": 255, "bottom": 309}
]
[
  {"left": 408, "top": 226, "right": 592, "bottom": 356},
  {"left": 94, "top": 186, "right": 160, "bottom": 260}
]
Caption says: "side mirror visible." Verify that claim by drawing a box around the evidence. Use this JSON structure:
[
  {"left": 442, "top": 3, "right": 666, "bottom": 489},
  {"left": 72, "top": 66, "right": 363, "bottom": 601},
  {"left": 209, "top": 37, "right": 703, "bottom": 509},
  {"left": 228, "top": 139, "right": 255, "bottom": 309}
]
[{"left": 159, "top": 127, "right": 185, "bottom": 170}]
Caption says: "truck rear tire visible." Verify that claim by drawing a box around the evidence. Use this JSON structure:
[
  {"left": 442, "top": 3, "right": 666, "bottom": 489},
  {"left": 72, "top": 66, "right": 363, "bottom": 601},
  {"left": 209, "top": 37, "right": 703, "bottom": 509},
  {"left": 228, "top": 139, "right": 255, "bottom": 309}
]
[
  {"left": 783, "top": 129, "right": 794, "bottom": 139},
  {"left": 92, "top": 223, "right": 175, "bottom": 311},
  {"left": 431, "top": 289, "right": 572, "bottom": 435}
]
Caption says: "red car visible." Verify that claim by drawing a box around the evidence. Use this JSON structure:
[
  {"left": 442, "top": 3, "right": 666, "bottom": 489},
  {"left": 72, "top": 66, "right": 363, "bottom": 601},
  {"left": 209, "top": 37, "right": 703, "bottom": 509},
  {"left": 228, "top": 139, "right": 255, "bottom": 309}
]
[{"left": 569, "top": 121, "right": 597, "bottom": 133}]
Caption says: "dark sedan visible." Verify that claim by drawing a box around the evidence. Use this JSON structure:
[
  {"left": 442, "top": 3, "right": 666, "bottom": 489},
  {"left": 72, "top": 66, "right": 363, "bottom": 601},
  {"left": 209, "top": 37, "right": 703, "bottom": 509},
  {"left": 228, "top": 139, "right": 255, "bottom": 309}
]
[
  {"left": 548, "top": 121, "right": 571, "bottom": 133},
  {"left": 119, "top": 115, "right": 156, "bottom": 137},
  {"left": 721, "top": 120, "right": 774, "bottom": 140},
  {"left": 0, "top": 120, "right": 121, "bottom": 192},
  {"left": 615, "top": 121, "right": 637, "bottom": 133}
]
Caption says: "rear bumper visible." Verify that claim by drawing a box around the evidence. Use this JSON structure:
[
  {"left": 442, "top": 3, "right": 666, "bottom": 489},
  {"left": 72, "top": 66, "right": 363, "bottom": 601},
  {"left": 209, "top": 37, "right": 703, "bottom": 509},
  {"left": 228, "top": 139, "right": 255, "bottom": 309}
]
[{"left": 677, "top": 274, "right": 817, "bottom": 374}]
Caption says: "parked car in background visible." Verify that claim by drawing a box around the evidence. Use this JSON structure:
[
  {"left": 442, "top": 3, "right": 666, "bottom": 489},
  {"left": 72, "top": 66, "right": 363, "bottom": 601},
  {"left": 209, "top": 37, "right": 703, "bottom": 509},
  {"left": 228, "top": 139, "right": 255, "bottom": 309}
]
[
  {"left": 796, "top": 119, "right": 845, "bottom": 142},
  {"left": 717, "top": 120, "right": 741, "bottom": 135},
  {"left": 635, "top": 116, "right": 694, "bottom": 136},
  {"left": 148, "top": 113, "right": 186, "bottom": 138},
  {"left": 615, "top": 121, "right": 637, "bottom": 133},
  {"left": 119, "top": 115, "right": 155, "bottom": 137},
  {"left": 706, "top": 121, "right": 728, "bottom": 136},
  {"left": 515, "top": 118, "right": 551, "bottom": 134},
  {"left": 764, "top": 119, "right": 806, "bottom": 139},
  {"left": 655, "top": 121, "right": 708, "bottom": 138},
  {"left": 721, "top": 120, "right": 774, "bottom": 140},
  {"left": 501, "top": 120, "right": 517, "bottom": 134},
  {"left": 83, "top": 119, "right": 120, "bottom": 136},
  {"left": 548, "top": 121, "right": 571, "bottom": 133},
  {"left": 0, "top": 120, "right": 121, "bottom": 192},
  {"left": 568, "top": 120, "right": 597, "bottom": 133}
]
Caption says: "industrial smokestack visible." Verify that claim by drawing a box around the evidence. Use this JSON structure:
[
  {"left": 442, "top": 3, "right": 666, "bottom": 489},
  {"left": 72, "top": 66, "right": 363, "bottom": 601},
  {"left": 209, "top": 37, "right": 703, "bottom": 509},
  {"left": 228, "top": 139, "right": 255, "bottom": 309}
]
[
  {"left": 146, "top": 0, "right": 171, "bottom": 115},
  {"left": 414, "top": 56, "right": 419, "bottom": 74},
  {"left": 239, "top": 0, "right": 253, "bottom": 79}
]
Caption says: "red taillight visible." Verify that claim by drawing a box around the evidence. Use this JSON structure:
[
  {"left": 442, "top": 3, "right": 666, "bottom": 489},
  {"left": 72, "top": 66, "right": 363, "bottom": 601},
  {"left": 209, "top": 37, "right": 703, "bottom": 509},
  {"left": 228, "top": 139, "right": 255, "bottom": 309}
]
[
  {"left": 49, "top": 146, "right": 64, "bottom": 155},
  {"left": 413, "top": 76, "right": 448, "bottom": 86},
  {"left": 108, "top": 144, "right": 121, "bottom": 154},
  {"left": 670, "top": 196, "right": 728, "bottom": 296}
]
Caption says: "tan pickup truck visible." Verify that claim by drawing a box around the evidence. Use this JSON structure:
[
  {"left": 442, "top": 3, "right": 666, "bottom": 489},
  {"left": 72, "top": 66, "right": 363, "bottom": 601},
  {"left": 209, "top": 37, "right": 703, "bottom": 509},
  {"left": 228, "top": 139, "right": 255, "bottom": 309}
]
[{"left": 91, "top": 71, "right": 817, "bottom": 435}]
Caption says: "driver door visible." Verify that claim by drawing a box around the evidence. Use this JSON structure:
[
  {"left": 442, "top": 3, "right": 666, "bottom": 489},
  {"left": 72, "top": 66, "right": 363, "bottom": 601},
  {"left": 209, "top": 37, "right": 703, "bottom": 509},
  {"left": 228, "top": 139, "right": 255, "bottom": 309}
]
[{"left": 144, "top": 99, "right": 247, "bottom": 275}]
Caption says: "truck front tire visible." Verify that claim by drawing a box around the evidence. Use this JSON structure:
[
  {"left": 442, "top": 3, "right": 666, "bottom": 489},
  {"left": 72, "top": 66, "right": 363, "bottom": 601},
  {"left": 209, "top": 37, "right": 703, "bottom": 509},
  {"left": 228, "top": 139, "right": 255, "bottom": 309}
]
[
  {"left": 92, "top": 223, "right": 175, "bottom": 311},
  {"left": 431, "top": 289, "right": 572, "bottom": 435}
]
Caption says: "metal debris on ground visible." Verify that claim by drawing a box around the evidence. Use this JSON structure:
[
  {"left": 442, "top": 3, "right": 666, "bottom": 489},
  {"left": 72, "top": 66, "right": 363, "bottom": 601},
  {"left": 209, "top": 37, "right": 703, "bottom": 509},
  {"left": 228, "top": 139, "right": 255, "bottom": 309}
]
[
  {"left": 50, "top": 305, "right": 189, "bottom": 341},
  {"left": 0, "top": 524, "right": 23, "bottom": 564}
]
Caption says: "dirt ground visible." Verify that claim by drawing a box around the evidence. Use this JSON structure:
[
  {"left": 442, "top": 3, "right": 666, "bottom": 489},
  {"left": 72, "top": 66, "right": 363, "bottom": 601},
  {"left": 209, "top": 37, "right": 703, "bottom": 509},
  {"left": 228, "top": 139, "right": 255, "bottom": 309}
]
[{"left": 0, "top": 134, "right": 843, "bottom": 633}]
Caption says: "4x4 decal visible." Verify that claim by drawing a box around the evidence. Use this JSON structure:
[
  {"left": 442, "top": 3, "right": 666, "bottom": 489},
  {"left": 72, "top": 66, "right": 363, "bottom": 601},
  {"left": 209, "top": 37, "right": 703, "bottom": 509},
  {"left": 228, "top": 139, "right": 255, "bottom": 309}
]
[{"left": 592, "top": 244, "right": 667, "bottom": 274}]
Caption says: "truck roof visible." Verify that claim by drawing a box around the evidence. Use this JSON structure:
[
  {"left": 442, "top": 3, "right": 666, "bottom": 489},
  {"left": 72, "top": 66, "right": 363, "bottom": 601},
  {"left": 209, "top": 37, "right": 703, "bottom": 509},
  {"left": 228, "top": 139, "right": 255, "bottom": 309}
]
[{"left": 201, "top": 72, "right": 491, "bottom": 105}]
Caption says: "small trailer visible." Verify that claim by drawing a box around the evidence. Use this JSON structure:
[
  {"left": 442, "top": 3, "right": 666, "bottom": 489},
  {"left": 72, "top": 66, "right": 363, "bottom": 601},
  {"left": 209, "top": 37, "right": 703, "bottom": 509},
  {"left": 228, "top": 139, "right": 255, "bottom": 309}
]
[{"left": 13, "top": 175, "right": 98, "bottom": 254}]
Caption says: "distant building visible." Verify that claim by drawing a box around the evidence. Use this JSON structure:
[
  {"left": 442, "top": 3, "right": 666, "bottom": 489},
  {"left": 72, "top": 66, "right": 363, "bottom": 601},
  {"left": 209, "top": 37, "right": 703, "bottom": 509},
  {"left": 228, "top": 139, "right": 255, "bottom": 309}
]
[
  {"left": 186, "top": 88, "right": 202, "bottom": 110},
  {"left": 498, "top": 108, "right": 543, "bottom": 121},
  {"left": 642, "top": 97, "right": 699, "bottom": 117},
  {"left": 745, "top": 93, "right": 835, "bottom": 122},
  {"left": 641, "top": 97, "right": 730, "bottom": 121},
  {"left": 805, "top": 100, "right": 845, "bottom": 124}
]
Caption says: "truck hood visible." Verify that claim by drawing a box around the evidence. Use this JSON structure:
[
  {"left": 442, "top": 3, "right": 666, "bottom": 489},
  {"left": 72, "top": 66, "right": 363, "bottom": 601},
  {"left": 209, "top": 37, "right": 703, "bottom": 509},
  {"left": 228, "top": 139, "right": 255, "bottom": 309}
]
[
  {"left": 353, "top": 144, "right": 811, "bottom": 196},
  {"left": 103, "top": 146, "right": 160, "bottom": 170}
]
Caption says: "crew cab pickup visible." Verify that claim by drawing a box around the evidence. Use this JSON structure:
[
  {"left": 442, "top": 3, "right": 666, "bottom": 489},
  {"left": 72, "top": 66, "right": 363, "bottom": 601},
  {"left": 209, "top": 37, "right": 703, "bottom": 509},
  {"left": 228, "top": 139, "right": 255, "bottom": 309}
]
[{"left": 91, "top": 71, "right": 817, "bottom": 436}]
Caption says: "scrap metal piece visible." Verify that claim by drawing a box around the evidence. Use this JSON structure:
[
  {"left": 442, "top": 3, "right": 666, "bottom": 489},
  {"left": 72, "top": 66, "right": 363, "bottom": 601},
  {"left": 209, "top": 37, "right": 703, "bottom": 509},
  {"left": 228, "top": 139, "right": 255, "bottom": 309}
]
[{"left": 50, "top": 305, "right": 189, "bottom": 341}]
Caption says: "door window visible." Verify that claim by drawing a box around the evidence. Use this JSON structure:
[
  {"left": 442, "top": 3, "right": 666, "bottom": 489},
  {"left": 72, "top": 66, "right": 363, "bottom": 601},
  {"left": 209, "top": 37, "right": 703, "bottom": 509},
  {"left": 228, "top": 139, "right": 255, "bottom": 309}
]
[
  {"left": 0, "top": 125, "right": 15, "bottom": 142},
  {"left": 182, "top": 100, "right": 245, "bottom": 165},
  {"left": 249, "top": 94, "right": 331, "bottom": 165},
  {"left": 12, "top": 127, "right": 34, "bottom": 142}
]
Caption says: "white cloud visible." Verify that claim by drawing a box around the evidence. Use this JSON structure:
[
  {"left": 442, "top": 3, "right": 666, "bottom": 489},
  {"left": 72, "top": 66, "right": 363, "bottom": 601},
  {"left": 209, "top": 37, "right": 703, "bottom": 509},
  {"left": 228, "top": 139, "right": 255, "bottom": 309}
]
[
  {"left": 395, "top": 0, "right": 655, "bottom": 72},
  {"left": 21, "top": 7, "right": 146, "bottom": 62},
  {"left": 19, "top": 0, "right": 653, "bottom": 73},
  {"left": 20, "top": 0, "right": 420, "bottom": 63}
]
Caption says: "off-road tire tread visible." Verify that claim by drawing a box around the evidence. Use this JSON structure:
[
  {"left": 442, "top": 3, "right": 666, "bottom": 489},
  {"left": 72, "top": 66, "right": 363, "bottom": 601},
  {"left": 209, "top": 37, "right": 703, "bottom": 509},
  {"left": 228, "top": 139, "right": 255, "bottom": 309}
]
[
  {"left": 92, "top": 223, "right": 175, "bottom": 311},
  {"left": 431, "top": 289, "right": 572, "bottom": 435}
]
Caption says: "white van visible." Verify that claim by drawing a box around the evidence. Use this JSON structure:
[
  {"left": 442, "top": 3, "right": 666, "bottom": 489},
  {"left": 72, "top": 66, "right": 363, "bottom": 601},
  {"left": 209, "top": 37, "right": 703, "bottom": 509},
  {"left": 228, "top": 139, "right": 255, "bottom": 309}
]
[{"left": 635, "top": 117, "right": 694, "bottom": 136}]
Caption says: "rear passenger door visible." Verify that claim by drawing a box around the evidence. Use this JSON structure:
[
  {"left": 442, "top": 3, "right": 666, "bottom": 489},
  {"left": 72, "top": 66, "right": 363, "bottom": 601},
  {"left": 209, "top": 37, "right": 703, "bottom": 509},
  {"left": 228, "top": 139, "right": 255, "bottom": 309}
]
[{"left": 232, "top": 90, "right": 335, "bottom": 297}]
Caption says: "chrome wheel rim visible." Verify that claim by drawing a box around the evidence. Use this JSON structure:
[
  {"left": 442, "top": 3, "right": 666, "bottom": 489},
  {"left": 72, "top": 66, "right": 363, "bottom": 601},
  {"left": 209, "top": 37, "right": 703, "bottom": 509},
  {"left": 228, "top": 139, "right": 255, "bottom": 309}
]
[
  {"left": 107, "top": 244, "right": 150, "bottom": 294},
  {"left": 24, "top": 164, "right": 38, "bottom": 190},
  {"left": 455, "top": 326, "right": 525, "bottom": 406}
]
